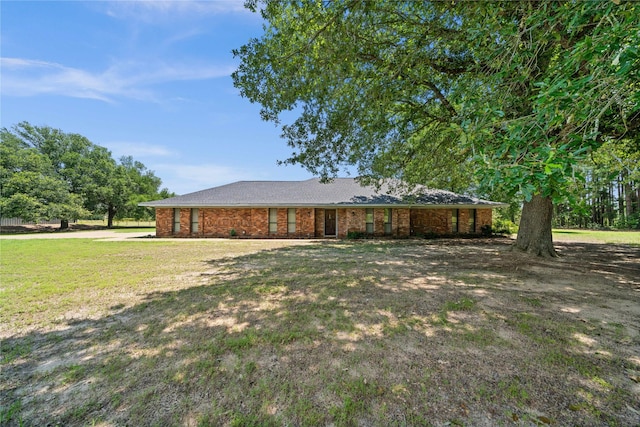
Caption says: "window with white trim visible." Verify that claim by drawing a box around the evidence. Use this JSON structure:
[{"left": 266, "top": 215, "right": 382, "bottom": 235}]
[
  {"left": 452, "top": 209, "right": 458, "bottom": 233},
  {"left": 469, "top": 209, "right": 476, "bottom": 233},
  {"left": 173, "top": 208, "right": 180, "bottom": 233},
  {"left": 269, "top": 208, "right": 278, "bottom": 234},
  {"left": 365, "top": 208, "right": 374, "bottom": 234},
  {"left": 288, "top": 208, "right": 296, "bottom": 233},
  {"left": 191, "top": 208, "right": 199, "bottom": 233},
  {"left": 384, "top": 208, "right": 392, "bottom": 235}
]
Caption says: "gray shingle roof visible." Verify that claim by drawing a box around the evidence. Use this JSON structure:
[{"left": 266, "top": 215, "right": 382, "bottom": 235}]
[{"left": 140, "top": 178, "right": 507, "bottom": 208}]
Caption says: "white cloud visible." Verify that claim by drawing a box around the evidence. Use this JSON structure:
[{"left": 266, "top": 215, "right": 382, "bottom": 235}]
[
  {"left": 102, "top": 0, "right": 250, "bottom": 21},
  {"left": 144, "top": 160, "right": 314, "bottom": 196},
  {"left": 0, "top": 57, "right": 234, "bottom": 102},
  {"left": 1, "top": 58, "right": 123, "bottom": 102},
  {"left": 103, "top": 142, "right": 174, "bottom": 159},
  {"left": 152, "top": 162, "right": 262, "bottom": 194}
]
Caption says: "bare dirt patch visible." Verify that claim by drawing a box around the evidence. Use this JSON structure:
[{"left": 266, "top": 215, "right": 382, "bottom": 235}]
[{"left": 1, "top": 238, "right": 639, "bottom": 426}]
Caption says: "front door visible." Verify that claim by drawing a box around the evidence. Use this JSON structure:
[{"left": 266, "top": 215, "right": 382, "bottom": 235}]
[{"left": 324, "top": 209, "right": 336, "bottom": 236}]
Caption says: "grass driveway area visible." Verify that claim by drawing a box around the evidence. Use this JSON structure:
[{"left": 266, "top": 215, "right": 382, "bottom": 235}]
[{"left": 1, "top": 236, "right": 639, "bottom": 426}]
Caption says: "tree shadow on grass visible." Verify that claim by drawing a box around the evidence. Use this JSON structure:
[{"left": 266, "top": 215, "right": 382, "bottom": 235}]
[{"left": 2, "top": 240, "right": 639, "bottom": 426}]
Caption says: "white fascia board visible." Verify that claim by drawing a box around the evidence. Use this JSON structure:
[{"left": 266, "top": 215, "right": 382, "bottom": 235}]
[{"left": 139, "top": 202, "right": 509, "bottom": 209}]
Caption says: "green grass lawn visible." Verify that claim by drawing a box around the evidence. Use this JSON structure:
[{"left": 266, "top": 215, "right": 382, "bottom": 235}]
[
  {"left": 111, "top": 227, "right": 156, "bottom": 233},
  {"left": 77, "top": 219, "right": 156, "bottom": 228},
  {"left": 1, "top": 238, "right": 638, "bottom": 426},
  {"left": 553, "top": 228, "right": 640, "bottom": 245},
  {"left": 0, "top": 239, "right": 299, "bottom": 332}
]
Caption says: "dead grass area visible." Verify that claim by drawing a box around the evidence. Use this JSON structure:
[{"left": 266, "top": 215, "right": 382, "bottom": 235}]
[{"left": 1, "top": 238, "right": 639, "bottom": 426}]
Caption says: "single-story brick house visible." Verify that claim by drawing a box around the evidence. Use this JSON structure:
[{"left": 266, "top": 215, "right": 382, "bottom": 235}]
[{"left": 139, "top": 178, "right": 507, "bottom": 238}]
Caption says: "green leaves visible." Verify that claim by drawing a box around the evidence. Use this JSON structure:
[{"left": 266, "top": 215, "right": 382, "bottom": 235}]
[
  {"left": 0, "top": 123, "right": 168, "bottom": 224},
  {"left": 0, "top": 126, "right": 88, "bottom": 222},
  {"left": 234, "top": 0, "right": 639, "bottom": 210},
  {"left": 471, "top": 1, "right": 638, "bottom": 205},
  {"left": 234, "top": 0, "right": 475, "bottom": 184}
]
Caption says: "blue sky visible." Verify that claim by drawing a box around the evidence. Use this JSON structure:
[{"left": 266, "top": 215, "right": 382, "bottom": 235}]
[{"left": 1, "top": 0, "right": 317, "bottom": 195}]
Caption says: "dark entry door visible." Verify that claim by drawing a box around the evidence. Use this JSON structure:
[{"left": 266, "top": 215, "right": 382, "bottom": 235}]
[{"left": 325, "top": 209, "right": 336, "bottom": 236}]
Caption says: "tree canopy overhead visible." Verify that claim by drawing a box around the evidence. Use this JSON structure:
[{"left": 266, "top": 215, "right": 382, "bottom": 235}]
[{"left": 233, "top": 0, "right": 639, "bottom": 256}]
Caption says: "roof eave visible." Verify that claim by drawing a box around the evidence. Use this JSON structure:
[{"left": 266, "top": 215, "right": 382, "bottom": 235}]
[{"left": 138, "top": 202, "right": 509, "bottom": 209}]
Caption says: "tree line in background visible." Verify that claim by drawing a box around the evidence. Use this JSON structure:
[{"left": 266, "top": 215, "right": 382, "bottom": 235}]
[
  {"left": 0, "top": 122, "right": 173, "bottom": 228},
  {"left": 496, "top": 137, "right": 640, "bottom": 231},
  {"left": 554, "top": 138, "right": 639, "bottom": 230}
]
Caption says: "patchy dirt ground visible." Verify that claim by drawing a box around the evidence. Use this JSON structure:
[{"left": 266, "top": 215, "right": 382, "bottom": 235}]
[{"left": 1, "top": 238, "right": 639, "bottom": 426}]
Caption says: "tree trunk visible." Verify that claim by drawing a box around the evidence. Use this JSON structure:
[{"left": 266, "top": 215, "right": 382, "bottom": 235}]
[
  {"left": 515, "top": 194, "right": 557, "bottom": 257},
  {"left": 624, "top": 182, "right": 632, "bottom": 219},
  {"left": 617, "top": 174, "right": 624, "bottom": 223},
  {"left": 107, "top": 206, "right": 116, "bottom": 228},
  {"left": 60, "top": 219, "right": 69, "bottom": 230}
]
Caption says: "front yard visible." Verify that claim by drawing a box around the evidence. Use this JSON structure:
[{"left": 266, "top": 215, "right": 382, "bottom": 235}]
[{"left": 1, "top": 237, "right": 639, "bottom": 426}]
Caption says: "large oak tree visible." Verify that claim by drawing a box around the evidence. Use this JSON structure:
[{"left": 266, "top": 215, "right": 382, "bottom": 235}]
[
  {"left": 1, "top": 122, "right": 169, "bottom": 228},
  {"left": 0, "top": 131, "right": 88, "bottom": 224},
  {"left": 233, "top": 0, "right": 639, "bottom": 256}
]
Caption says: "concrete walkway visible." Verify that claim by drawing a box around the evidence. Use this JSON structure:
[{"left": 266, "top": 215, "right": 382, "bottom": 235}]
[{"left": 0, "top": 229, "right": 155, "bottom": 241}]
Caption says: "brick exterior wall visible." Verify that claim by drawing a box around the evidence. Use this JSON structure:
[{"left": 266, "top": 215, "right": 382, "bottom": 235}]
[
  {"left": 476, "top": 208, "right": 492, "bottom": 233},
  {"left": 154, "top": 207, "right": 493, "bottom": 238},
  {"left": 201, "top": 208, "right": 255, "bottom": 237},
  {"left": 410, "top": 208, "right": 492, "bottom": 235},
  {"left": 314, "top": 208, "right": 325, "bottom": 237},
  {"left": 337, "top": 208, "right": 348, "bottom": 238},
  {"left": 410, "top": 209, "right": 450, "bottom": 235},
  {"left": 322, "top": 207, "right": 411, "bottom": 238},
  {"left": 297, "top": 208, "right": 316, "bottom": 238},
  {"left": 396, "top": 208, "right": 410, "bottom": 237},
  {"left": 156, "top": 208, "right": 173, "bottom": 237}
]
